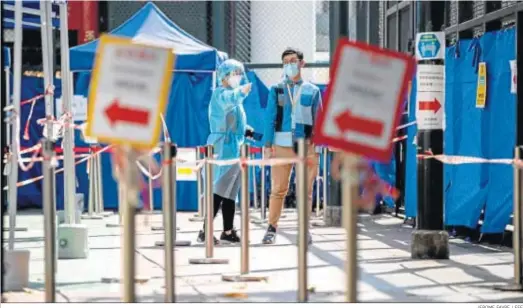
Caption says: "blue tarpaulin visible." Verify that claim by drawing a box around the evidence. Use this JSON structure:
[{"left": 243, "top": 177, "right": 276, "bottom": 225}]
[{"left": 404, "top": 28, "right": 516, "bottom": 233}]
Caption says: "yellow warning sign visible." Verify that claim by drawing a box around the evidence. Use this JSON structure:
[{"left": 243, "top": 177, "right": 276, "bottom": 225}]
[{"left": 476, "top": 62, "right": 487, "bottom": 108}]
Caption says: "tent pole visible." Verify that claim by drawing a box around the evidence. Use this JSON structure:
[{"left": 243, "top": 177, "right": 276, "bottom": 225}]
[{"left": 59, "top": 2, "right": 77, "bottom": 224}]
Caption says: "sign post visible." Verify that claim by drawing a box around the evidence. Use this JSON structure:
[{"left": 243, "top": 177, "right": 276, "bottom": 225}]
[
  {"left": 85, "top": 34, "right": 174, "bottom": 302},
  {"left": 412, "top": 29, "right": 449, "bottom": 260},
  {"left": 313, "top": 39, "right": 415, "bottom": 302}
]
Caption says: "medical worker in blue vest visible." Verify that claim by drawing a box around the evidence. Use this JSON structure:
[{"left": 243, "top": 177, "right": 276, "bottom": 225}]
[{"left": 197, "top": 59, "right": 253, "bottom": 244}]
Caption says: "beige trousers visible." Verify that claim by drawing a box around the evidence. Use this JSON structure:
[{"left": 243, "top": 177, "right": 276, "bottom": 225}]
[{"left": 268, "top": 145, "right": 318, "bottom": 227}]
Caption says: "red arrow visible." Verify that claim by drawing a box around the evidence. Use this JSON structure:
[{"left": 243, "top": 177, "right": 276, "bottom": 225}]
[
  {"left": 104, "top": 99, "right": 150, "bottom": 127},
  {"left": 335, "top": 110, "right": 384, "bottom": 137},
  {"left": 419, "top": 98, "right": 441, "bottom": 113}
]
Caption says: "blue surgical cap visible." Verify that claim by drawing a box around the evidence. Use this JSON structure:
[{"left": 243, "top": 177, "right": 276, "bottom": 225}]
[{"left": 217, "top": 59, "right": 245, "bottom": 82}]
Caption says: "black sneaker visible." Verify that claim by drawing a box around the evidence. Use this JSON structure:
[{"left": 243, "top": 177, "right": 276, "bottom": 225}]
[
  {"left": 262, "top": 225, "right": 277, "bottom": 244},
  {"left": 197, "top": 230, "right": 219, "bottom": 245},
  {"left": 220, "top": 229, "right": 241, "bottom": 243}
]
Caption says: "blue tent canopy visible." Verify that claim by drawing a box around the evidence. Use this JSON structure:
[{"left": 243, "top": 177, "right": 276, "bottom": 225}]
[
  {"left": 4, "top": 47, "right": 10, "bottom": 68},
  {"left": 70, "top": 2, "right": 226, "bottom": 72},
  {"left": 2, "top": 0, "right": 60, "bottom": 30}
]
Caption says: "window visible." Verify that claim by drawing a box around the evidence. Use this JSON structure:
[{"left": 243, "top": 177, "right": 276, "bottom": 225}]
[
  {"left": 387, "top": 14, "right": 398, "bottom": 50},
  {"left": 399, "top": 7, "right": 410, "bottom": 53}
]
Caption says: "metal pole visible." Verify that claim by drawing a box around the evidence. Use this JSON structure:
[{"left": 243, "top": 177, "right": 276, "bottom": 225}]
[
  {"left": 342, "top": 154, "right": 358, "bottom": 303},
  {"left": 40, "top": 0, "right": 55, "bottom": 140},
  {"left": 241, "top": 145, "right": 250, "bottom": 274},
  {"left": 59, "top": 2, "right": 77, "bottom": 225},
  {"left": 163, "top": 142, "right": 176, "bottom": 302},
  {"left": 514, "top": 147, "right": 522, "bottom": 286},
  {"left": 315, "top": 154, "right": 321, "bottom": 217},
  {"left": 261, "top": 147, "right": 266, "bottom": 220},
  {"left": 196, "top": 147, "right": 203, "bottom": 217},
  {"left": 42, "top": 139, "right": 56, "bottom": 302},
  {"left": 297, "top": 139, "right": 308, "bottom": 302},
  {"left": 148, "top": 160, "right": 154, "bottom": 212},
  {"left": 96, "top": 152, "right": 105, "bottom": 214},
  {"left": 322, "top": 148, "right": 328, "bottom": 209},
  {"left": 205, "top": 145, "right": 214, "bottom": 258},
  {"left": 7, "top": 0, "right": 23, "bottom": 250},
  {"left": 252, "top": 152, "right": 258, "bottom": 211},
  {"left": 93, "top": 154, "right": 101, "bottom": 214},
  {"left": 88, "top": 155, "right": 95, "bottom": 216},
  {"left": 122, "top": 148, "right": 138, "bottom": 302}
]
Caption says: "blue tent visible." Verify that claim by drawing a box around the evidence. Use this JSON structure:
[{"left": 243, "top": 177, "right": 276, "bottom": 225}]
[
  {"left": 70, "top": 2, "right": 225, "bottom": 72},
  {"left": 2, "top": 0, "right": 60, "bottom": 30},
  {"left": 68, "top": 3, "right": 270, "bottom": 212}
]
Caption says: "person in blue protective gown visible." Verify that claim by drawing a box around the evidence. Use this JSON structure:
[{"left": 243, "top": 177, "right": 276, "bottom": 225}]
[{"left": 197, "top": 59, "right": 253, "bottom": 244}]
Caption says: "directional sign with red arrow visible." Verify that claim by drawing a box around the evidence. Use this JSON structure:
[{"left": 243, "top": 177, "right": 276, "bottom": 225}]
[
  {"left": 85, "top": 34, "right": 174, "bottom": 149},
  {"left": 312, "top": 38, "right": 416, "bottom": 162},
  {"left": 104, "top": 99, "right": 150, "bottom": 127},
  {"left": 418, "top": 98, "right": 441, "bottom": 113},
  {"left": 335, "top": 110, "right": 384, "bottom": 137}
]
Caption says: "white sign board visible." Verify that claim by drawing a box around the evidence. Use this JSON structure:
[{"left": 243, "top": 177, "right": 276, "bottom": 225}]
[
  {"left": 55, "top": 95, "right": 88, "bottom": 121},
  {"left": 511, "top": 60, "right": 517, "bottom": 94},
  {"left": 313, "top": 39, "right": 415, "bottom": 162},
  {"left": 416, "top": 64, "right": 445, "bottom": 130},
  {"left": 85, "top": 35, "right": 174, "bottom": 148},
  {"left": 416, "top": 32, "right": 445, "bottom": 61},
  {"left": 176, "top": 148, "right": 197, "bottom": 181}
]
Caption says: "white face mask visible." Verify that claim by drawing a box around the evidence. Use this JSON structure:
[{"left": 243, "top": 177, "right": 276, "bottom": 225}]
[{"left": 228, "top": 75, "right": 242, "bottom": 88}]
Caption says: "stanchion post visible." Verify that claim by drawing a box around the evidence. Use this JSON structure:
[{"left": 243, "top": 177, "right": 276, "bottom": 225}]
[
  {"left": 197, "top": 146, "right": 203, "bottom": 217},
  {"left": 42, "top": 139, "right": 56, "bottom": 302},
  {"left": 261, "top": 146, "right": 266, "bottom": 220},
  {"left": 148, "top": 159, "right": 154, "bottom": 213},
  {"left": 241, "top": 145, "right": 250, "bottom": 274},
  {"left": 88, "top": 155, "right": 95, "bottom": 216},
  {"left": 163, "top": 142, "right": 176, "bottom": 302},
  {"left": 96, "top": 151, "right": 109, "bottom": 216},
  {"left": 315, "top": 153, "right": 321, "bottom": 217},
  {"left": 252, "top": 151, "right": 258, "bottom": 212},
  {"left": 122, "top": 148, "right": 139, "bottom": 302},
  {"left": 189, "top": 145, "right": 228, "bottom": 264},
  {"left": 322, "top": 148, "right": 328, "bottom": 209},
  {"left": 342, "top": 154, "right": 358, "bottom": 303},
  {"left": 205, "top": 145, "right": 214, "bottom": 258},
  {"left": 222, "top": 145, "right": 267, "bottom": 283},
  {"left": 93, "top": 154, "right": 101, "bottom": 214},
  {"left": 297, "top": 139, "right": 308, "bottom": 302},
  {"left": 189, "top": 147, "right": 205, "bottom": 222}
]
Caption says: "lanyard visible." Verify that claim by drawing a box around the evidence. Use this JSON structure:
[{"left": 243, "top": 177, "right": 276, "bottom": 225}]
[{"left": 286, "top": 84, "right": 303, "bottom": 106}]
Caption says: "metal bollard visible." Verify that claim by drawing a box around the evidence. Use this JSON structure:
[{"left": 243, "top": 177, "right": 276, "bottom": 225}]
[
  {"left": 96, "top": 151, "right": 111, "bottom": 217},
  {"left": 162, "top": 142, "right": 176, "bottom": 302},
  {"left": 222, "top": 145, "right": 267, "bottom": 283},
  {"left": 498, "top": 147, "right": 523, "bottom": 291},
  {"left": 42, "top": 139, "right": 56, "bottom": 302},
  {"left": 122, "top": 148, "right": 139, "bottom": 302},
  {"left": 148, "top": 160, "right": 154, "bottom": 212},
  {"left": 188, "top": 145, "right": 228, "bottom": 265},
  {"left": 82, "top": 151, "right": 103, "bottom": 220},
  {"left": 315, "top": 154, "right": 321, "bottom": 217},
  {"left": 342, "top": 154, "right": 358, "bottom": 302},
  {"left": 241, "top": 145, "right": 250, "bottom": 274},
  {"left": 252, "top": 152, "right": 259, "bottom": 212},
  {"left": 322, "top": 148, "right": 328, "bottom": 209},
  {"left": 154, "top": 145, "right": 191, "bottom": 246},
  {"left": 297, "top": 139, "right": 308, "bottom": 302},
  {"left": 189, "top": 147, "right": 205, "bottom": 222},
  {"left": 261, "top": 147, "right": 266, "bottom": 220}
]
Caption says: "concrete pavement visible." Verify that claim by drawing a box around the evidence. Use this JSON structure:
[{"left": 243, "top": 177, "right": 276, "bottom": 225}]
[{"left": 2, "top": 210, "right": 523, "bottom": 302}]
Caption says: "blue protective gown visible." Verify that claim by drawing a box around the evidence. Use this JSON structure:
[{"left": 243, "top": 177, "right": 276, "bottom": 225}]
[{"left": 206, "top": 85, "right": 249, "bottom": 200}]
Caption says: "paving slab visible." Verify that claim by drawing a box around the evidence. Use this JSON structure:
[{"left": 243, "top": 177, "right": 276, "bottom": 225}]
[{"left": 2, "top": 211, "right": 523, "bottom": 302}]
